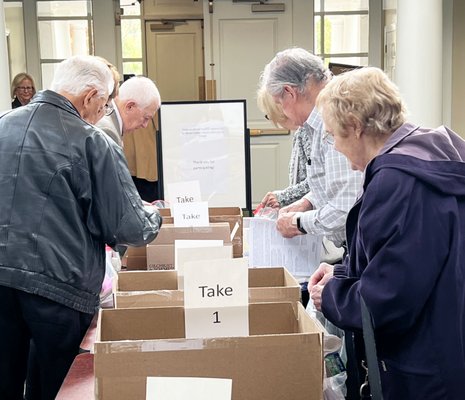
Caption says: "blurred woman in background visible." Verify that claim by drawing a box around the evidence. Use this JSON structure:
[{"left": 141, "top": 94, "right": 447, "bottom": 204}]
[{"left": 11, "top": 72, "right": 36, "bottom": 108}]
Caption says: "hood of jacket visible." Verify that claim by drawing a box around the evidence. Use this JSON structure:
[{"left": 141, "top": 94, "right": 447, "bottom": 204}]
[{"left": 366, "top": 123, "right": 465, "bottom": 197}]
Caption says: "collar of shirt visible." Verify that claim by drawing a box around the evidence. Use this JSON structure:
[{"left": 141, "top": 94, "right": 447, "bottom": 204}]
[
  {"left": 112, "top": 99, "right": 123, "bottom": 136},
  {"left": 303, "top": 107, "right": 323, "bottom": 135}
]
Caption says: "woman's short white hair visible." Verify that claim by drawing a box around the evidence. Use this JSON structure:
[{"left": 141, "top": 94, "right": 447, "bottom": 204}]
[
  {"left": 316, "top": 67, "right": 407, "bottom": 137},
  {"left": 50, "top": 55, "right": 114, "bottom": 98},
  {"left": 118, "top": 76, "right": 161, "bottom": 109}
]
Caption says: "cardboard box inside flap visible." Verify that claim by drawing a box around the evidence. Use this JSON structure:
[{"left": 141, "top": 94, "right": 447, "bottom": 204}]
[
  {"left": 115, "top": 290, "right": 184, "bottom": 308},
  {"left": 98, "top": 302, "right": 303, "bottom": 342},
  {"left": 117, "top": 270, "right": 178, "bottom": 291},
  {"left": 153, "top": 222, "right": 232, "bottom": 245},
  {"left": 125, "top": 246, "right": 146, "bottom": 257},
  {"left": 146, "top": 243, "right": 233, "bottom": 271},
  {"left": 115, "top": 267, "right": 300, "bottom": 308},
  {"left": 248, "top": 266, "right": 296, "bottom": 287},
  {"left": 123, "top": 255, "right": 147, "bottom": 270},
  {"left": 159, "top": 206, "right": 242, "bottom": 218},
  {"left": 117, "top": 267, "right": 297, "bottom": 292},
  {"left": 158, "top": 208, "right": 243, "bottom": 257}
]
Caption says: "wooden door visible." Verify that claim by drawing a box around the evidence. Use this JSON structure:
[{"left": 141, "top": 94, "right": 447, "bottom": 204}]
[{"left": 145, "top": 19, "right": 204, "bottom": 101}]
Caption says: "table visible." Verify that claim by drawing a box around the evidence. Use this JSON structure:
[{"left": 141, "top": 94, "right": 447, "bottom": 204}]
[
  {"left": 55, "top": 353, "right": 95, "bottom": 399},
  {"left": 80, "top": 313, "right": 98, "bottom": 352},
  {"left": 56, "top": 312, "right": 98, "bottom": 399}
]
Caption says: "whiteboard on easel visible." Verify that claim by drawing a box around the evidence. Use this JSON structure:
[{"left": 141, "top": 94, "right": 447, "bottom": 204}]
[{"left": 157, "top": 100, "right": 251, "bottom": 211}]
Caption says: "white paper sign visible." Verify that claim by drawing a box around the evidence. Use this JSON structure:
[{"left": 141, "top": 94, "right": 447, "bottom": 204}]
[
  {"left": 174, "top": 240, "right": 231, "bottom": 290},
  {"left": 183, "top": 258, "right": 249, "bottom": 339},
  {"left": 146, "top": 376, "right": 232, "bottom": 400},
  {"left": 183, "top": 258, "right": 248, "bottom": 308},
  {"left": 172, "top": 201, "right": 209, "bottom": 227},
  {"left": 184, "top": 305, "right": 249, "bottom": 339},
  {"left": 167, "top": 180, "right": 202, "bottom": 206}
]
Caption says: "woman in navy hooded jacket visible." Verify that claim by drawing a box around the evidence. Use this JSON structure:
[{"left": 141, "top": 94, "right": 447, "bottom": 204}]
[{"left": 309, "top": 67, "right": 465, "bottom": 399}]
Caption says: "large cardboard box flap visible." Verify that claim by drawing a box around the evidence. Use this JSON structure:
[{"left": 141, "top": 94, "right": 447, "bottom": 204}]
[
  {"left": 94, "top": 302, "right": 323, "bottom": 400},
  {"left": 114, "top": 267, "right": 300, "bottom": 308}
]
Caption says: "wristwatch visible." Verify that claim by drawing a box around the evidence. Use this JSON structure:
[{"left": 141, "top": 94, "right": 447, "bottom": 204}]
[{"left": 291, "top": 212, "right": 307, "bottom": 234}]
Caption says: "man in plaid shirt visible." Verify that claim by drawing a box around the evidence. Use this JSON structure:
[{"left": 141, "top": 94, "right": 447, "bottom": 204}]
[
  {"left": 261, "top": 47, "right": 363, "bottom": 400},
  {"left": 262, "top": 48, "right": 362, "bottom": 250}
]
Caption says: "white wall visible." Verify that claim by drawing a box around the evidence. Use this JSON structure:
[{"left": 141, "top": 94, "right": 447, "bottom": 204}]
[
  {"left": 0, "top": 0, "right": 11, "bottom": 110},
  {"left": 452, "top": 0, "right": 465, "bottom": 136},
  {"left": 4, "top": 2, "right": 26, "bottom": 80}
]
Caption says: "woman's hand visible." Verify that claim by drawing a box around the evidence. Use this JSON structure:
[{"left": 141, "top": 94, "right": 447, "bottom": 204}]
[{"left": 308, "top": 263, "right": 334, "bottom": 311}]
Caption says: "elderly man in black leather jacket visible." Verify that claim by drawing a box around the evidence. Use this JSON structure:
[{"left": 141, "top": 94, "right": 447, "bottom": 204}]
[{"left": 0, "top": 55, "right": 162, "bottom": 400}]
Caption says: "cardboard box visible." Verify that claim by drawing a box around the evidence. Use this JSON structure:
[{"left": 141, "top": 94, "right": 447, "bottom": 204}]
[
  {"left": 146, "top": 243, "right": 234, "bottom": 271},
  {"left": 123, "top": 222, "right": 232, "bottom": 271},
  {"left": 145, "top": 222, "right": 233, "bottom": 270},
  {"left": 146, "top": 244, "right": 175, "bottom": 270},
  {"left": 159, "top": 207, "right": 243, "bottom": 257},
  {"left": 94, "top": 302, "right": 323, "bottom": 400},
  {"left": 114, "top": 267, "right": 300, "bottom": 308},
  {"left": 123, "top": 255, "right": 147, "bottom": 270},
  {"left": 121, "top": 246, "right": 148, "bottom": 270}
]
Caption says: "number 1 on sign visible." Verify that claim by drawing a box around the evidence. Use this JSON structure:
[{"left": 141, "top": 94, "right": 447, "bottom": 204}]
[{"left": 213, "top": 311, "right": 221, "bottom": 324}]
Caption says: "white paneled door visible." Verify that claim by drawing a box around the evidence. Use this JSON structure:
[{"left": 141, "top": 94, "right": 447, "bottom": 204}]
[{"left": 204, "top": 0, "right": 297, "bottom": 207}]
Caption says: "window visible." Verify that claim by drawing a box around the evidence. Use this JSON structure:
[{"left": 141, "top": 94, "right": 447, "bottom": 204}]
[
  {"left": 120, "top": 2, "right": 143, "bottom": 77},
  {"left": 37, "top": 0, "right": 93, "bottom": 88},
  {"left": 314, "top": 0, "right": 369, "bottom": 67}
]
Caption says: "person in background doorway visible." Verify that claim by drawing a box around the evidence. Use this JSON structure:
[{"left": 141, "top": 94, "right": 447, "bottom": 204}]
[
  {"left": 11, "top": 72, "right": 36, "bottom": 108},
  {"left": 0, "top": 55, "right": 162, "bottom": 400},
  {"left": 310, "top": 66, "right": 465, "bottom": 400}
]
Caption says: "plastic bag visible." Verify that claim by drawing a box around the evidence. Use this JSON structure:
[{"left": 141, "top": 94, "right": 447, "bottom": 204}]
[
  {"left": 306, "top": 302, "right": 347, "bottom": 400},
  {"left": 252, "top": 204, "right": 279, "bottom": 220},
  {"left": 100, "top": 246, "right": 120, "bottom": 308},
  {"left": 151, "top": 199, "right": 170, "bottom": 209}
]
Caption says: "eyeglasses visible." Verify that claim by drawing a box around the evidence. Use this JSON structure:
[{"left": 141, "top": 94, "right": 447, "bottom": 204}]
[
  {"left": 104, "top": 103, "right": 114, "bottom": 116},
  {"left": 17, "top": 86, "right": 34, "bottom": 92},
  {"left": 322, "top": 130, "right": 335, "bottom": 145}
]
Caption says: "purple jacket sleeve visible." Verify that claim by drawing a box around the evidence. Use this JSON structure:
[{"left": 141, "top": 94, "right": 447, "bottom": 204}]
[{"left": 321, "top": 168, "right": 449, "bottom": 334}]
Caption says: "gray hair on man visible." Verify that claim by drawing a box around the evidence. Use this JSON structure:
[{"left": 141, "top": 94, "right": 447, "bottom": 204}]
[
  {"left": 50, "top": 55, "right": 114, "bottom": 98},
  {"left": 262, "top": 48, "right": 329, "bottom": 97},
  {"left": 118, "top": 76, "right": 161, "bottom": 109}
]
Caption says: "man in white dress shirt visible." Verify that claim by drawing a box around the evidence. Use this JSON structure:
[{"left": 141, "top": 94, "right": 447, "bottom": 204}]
[{"left": 97, "top": 76, "right": 160, "bottom": 147}]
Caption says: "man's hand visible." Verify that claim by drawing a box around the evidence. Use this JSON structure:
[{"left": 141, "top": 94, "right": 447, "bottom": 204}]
[
  {"left": 276, "top": 211, "right": 302, "bottom": 238},
  {"left": 279, "top": 197, "right": 312, "bottom": 214},
  {"left": 309, "top": 263, "right": 334, "bottom": 311}
]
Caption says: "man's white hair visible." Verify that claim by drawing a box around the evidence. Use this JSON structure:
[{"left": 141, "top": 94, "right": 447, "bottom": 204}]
[
  {"left": 50, "top": 55, "right": 114, "bottom": 98},
  {"left": 118, "top": 76, "right": 161, "bottom": 109}
]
